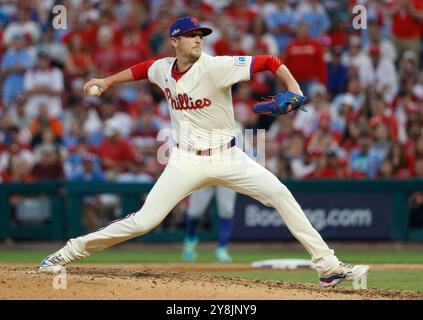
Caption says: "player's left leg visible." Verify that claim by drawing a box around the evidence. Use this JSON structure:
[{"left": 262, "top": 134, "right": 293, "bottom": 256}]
[
  {"left": 211, "top": 147, "right": 369, "bottom": 286},
  {"left": 214, "top": 186, "right": 236, "bottom": 262},
  {"left": 40, "top": 149, "right": 211, "bottom": 273}
]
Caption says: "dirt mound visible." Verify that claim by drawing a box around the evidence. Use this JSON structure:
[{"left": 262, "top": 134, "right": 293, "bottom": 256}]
[{"left": 0, "top": 264, "right": 421, "bottom": 300}]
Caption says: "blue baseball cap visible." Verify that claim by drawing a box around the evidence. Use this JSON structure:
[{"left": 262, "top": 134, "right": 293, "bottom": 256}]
[{"left": 169, "top": 16, "right": 212, "bottom": 38}]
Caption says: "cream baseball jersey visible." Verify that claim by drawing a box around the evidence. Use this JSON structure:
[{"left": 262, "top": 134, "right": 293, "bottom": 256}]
[{"left": 147, "top": 53, "right": 253, "bottom": 150}]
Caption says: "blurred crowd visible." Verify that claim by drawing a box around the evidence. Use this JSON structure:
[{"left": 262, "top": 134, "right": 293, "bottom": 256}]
[{"left": 1, "top": 0, "right": 423, "bottom": 186}]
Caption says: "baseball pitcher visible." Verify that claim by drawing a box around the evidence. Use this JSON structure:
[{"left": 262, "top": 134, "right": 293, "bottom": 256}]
[{"left": 40, "top": 16, "right": 369, "bottom": 287}]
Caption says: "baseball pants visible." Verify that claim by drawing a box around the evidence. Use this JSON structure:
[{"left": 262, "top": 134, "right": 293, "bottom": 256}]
[{"left": 69, "top": 146, "right": 335, "bottom": 265}]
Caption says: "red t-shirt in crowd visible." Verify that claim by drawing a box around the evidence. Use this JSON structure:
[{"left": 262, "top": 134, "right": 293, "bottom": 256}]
[
  {"left": 283, "top": 38, "right": 327, "bottom": 84},
  {"left": 389, "top": 0, "right": 423, "bottom": 39},
  {"left": 92, "top": 45, "right": 120, "bottom": 75},
  {"left": 96, "top": 138, "right": 135, "bottom": 166},
  {"left": 62, "top": 27, "right": 98, "bottom": 49}
]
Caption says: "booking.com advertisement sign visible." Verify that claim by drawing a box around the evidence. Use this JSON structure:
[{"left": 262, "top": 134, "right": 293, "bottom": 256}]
[{"left": 232, "top": 193, "right": 392, "bottom": 240}]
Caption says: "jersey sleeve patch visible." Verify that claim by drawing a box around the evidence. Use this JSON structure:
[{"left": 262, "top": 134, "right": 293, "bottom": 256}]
[{"left": 234, "top": 56, "right": 247, "bottom": 66}]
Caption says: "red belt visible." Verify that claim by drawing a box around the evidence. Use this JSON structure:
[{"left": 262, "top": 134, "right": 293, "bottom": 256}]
[{"left": 176, "top": 137, "right": 236, "bottom": 156}]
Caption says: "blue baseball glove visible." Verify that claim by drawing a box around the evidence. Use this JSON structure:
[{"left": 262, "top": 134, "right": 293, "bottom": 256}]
[{"left": 252, "top": 90, "right": 308, "bottom": 116}]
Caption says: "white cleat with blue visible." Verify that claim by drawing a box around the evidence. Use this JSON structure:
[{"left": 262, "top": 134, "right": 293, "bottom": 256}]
[
  {"left": 319, "top": 263, "right": 369, "bottom": 287},
  {"left": 39, "top": 250, "right": 69, "bottom": 273},
  {"left": 38, "top": 239, "right": 79, "bottom": 273}
]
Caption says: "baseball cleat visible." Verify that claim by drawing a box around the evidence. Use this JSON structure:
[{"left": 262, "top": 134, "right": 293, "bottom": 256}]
[
  {"left": 181, "top": 237, "right": 198, "bottom": 262},
  {"left": 39, "top": 250, "right": 70, "bottom": 273},
  {"left": 319, "top": 263, "right": 369, "bottom": 287},
  {"left": 215, "top": 247, "right": 232, "bottom": 263}
]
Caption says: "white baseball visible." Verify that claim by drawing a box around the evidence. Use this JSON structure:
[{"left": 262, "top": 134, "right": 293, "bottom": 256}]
[{"left": 89, "top": 85, "right": 100, "bottom": 96}]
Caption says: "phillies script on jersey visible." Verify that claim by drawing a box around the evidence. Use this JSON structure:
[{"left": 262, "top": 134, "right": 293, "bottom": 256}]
[{"left": 164, "top": 88, "right": 212, "bottom": 110}]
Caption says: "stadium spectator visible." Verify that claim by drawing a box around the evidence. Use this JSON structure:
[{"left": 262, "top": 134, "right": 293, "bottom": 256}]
[
  {"left": 332, "top": 76, "right": 366, "bottom": 113},
  {"left": 296, "top": 0, "right": 331, "bottom": 39},
  {"left": 398, "top": 51, "right": 421, "bottom": 97},
  {"left": 116, "top": 155, "right": 158, "bottom": 183},
  {"left": 63, "top": 98, "right": 103, "bottom": 147},
  {"left": 29, "top": 103, "right": 63, "bottom": 148},
  {"left": 363, "top": 21, "right": 397, "bottom": 63},
  {"left": 92, "top": 25, "right": 120, "bottom": 76},
  {"left": 1, "top": 154, "right": 34, "bottom": 183},
  {"left": 367, "top": 95, "right": 398, "bottom": 140},
  {"left": 341, "top": 35, "right": 372, "bottom": 87},
  {"left": 326, "top": 46, "right": 349, "bottom": 98},
  {"left": 387, "top": 0, "right": 423, "bottom": 68},
  {"left": 37, "top": 28, "right": 68, "bottom": 68},
  {"left": 31, "top": 143, "right": 64, "bottom": 181},
  {"left": 32, "top": 126, "right": 67, "bottom": 163},
  {"left": 404, "top": 118, "right": 423, "bottom": 169},
  {"left": 64, "top": 32, "right": 95, "bottom": 79},
  {"left": 306, "top": 150, "right": 339, "bottom": 179},
  {"left": 326, "top": 12, "right": 349, "bottom": 48},
  {"left": 414, "top": 157, "right": 423, "bottom": 177},
  {"left": 224, "top": 0, "right": 257, "bottom": 33},
  {"left": 289, "top": 132, "right": 316, "bottom": 179},
  {"left": 264, "top": 135, "right": 283, "bottom": 176},
  {"left": 130, "top": 106, "right": 161, "bottom": 156},
  {"left": 306, "top": 112, "right": 341, "bottom": 155},
  {"left": 331, "top": 93, "right": 354, "bottom": 135},
  {"left": 61, "top": 12, "right": 98, "bottom": 51},
  {"left": 388, "top": 141, "right": 412, "bottom": 178},
  {"left": 0, "top": 32, "right": 35, "bottom": 106},
  {"left": 100, "top": 96, "right": 133, "bottom": 139},
  {"left": 68, "top": 151, "right": 105, "bottom": 182},
  {"left": 232, "top": 83, "right": 258, "bottom": 129},
  {"left": 361, "top": 44, "right": 398, "bottom": 104},
  {"left": 265, "top": 0, "right": 296, "bottom": 53},
  {"left": 23, "top": 51, "right": 64, "bottom": 119},
  {"left": 8, "top": 95, "right": 31, "bottom": 135},
  {"left": 370, "top": 121, "right": 392, "bottom": 161},
  {"left": 241, "top": 16, "right": 279, "bottom": 56},
  {"left": 408, "top": 136, "right": 423, "bottom": 175},
  {"left": 2, "top": 7, "right": 41, "bottom": 47},
  {"left": 0, "top": 110, "right": 34, "bottom": 175},
  {"left": 276, "top": 155, "right": 293, "bottom": 179},
  {"left": 377, "top": 158, "right": 395, "bottom": 179},
  {"left": 284, "top": 21, "right": 327, "bottom": 96},
  {"left": 148, "top": 15, "right": 173, "bottom": 58},
  {"left": 118, "top": 19, "right": 150, "bottom": 71},
  {"left": 293, "top": 82, "right": 328, "bottom": 137},
  {"left": 213, "top": 15, "right": 245, "bottom": 56},
  {"left": 96, "top": 124, "right": 136, "bottom": 179},
  {"left": 349, "top": 131, "right": 383, "bottom": 179}
]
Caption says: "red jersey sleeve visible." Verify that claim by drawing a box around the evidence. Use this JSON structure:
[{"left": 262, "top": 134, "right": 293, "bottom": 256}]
[
  {"left": 130, "top": 60, "right": 156, "bottom": 81},
  {"left": 252, "top": 55, "right": 283, "bottom": 74}
]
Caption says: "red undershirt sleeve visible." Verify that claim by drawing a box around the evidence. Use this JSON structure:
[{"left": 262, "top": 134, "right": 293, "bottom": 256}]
[
  {"left": 130, "top": 60, "right": 156, "bottom": 81},
  {"left": 252, "top": 55, "right": 284, "bottom": 74}
]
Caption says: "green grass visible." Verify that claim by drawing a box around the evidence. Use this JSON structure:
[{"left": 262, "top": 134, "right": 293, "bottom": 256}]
[
  {"left": 207, "top": 270, "right": 423, "bottom": 292},
  {"left": 1, "top": 249, "right": 422, "bottom": 292},
  {"left": 0, "top": 249, "right": 422, "bottom": 264}
]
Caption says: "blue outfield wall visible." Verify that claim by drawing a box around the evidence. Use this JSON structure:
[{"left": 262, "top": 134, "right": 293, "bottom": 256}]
[
  {"left": 0, "top": 180, "right": 422, "bottom": 241},
  {"left": 233, "top": 192, "right": 392, "bottom": 240}
]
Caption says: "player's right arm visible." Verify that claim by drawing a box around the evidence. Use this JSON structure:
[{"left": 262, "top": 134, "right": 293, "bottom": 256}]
[{"left": 83, "top": 60, "right": 156, "bottom": 96}]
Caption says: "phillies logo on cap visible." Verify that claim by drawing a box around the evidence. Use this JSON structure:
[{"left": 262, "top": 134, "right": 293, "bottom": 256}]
[
  {"left": 191, "top": 17, "right": 199, "bottom": 26},
  {"left": 169, "top": 16, "right": 213, "bottom": 38}
]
